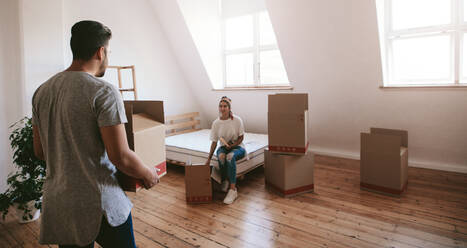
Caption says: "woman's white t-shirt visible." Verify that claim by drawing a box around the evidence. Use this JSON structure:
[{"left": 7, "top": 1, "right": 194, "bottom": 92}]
[{"left": 210, "top": 114, "right": 245, "bottom": 150}]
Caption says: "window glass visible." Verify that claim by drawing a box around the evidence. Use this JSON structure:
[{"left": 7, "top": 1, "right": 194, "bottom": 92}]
[
  {"left": 225, "top": 53, "right": 254, "bottom": 85},
  {"left": 225, "top": 15, "right": 254, "bottom": 50},
  {"left": 260, "top": 50, "right": 289, "bottom": 85},
  {"left": 391, "top": 0, "right": 451, "bottom": 30},
  {"left": 392, "top": 35, "right": 451, "bottom": 82}
]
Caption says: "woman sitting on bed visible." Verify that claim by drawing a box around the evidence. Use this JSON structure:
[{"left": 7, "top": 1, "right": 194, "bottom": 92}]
[{"left": 205, "top": 96, "right": 246, "bottom": 204}]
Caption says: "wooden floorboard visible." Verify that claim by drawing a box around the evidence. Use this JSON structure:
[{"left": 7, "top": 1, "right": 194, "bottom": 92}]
[
  {"left": 0, "top": 221, "right": 19, "bottom": 248},
  {"left": 153, "top": 170, "right": 463, "bottom": 248},
  {"left": 0, "top": 155, "right": 466, "bottom": 248},
  {"left": 0, "top": 211, "right": 50, "bottom": 248}
]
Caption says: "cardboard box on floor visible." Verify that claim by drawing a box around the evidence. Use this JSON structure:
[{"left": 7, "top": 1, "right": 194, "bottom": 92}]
[
  {"left": 360, "top": 128, "right": 408, "bottom": 196},
  {"left": 117, "top": 101, "right": 167, "bottom": 192},
  {"left": 268, "top": 93, "right": 309, "bottom": 155},
  {"left": 185, "top": 164, "right": 212, "bottom": 204},
  {"left": 264, "top": 149, "right": 314, "bottom": 197}
]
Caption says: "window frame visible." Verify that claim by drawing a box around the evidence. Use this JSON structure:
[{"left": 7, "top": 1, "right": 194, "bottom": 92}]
[
  {"left": 380, "top": 0, "right": 467, "bottom": 87},
  {"left": 222, "top": 11, "right": 289, "bottom": 88}
]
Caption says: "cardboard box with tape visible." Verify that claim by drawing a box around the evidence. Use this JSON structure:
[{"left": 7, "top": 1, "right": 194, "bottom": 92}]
[
  {"left": 117, "top": 100, "right": 167, "bottom": 192},
  {"left": 185, "top": 163, "right": 212, "bottom": 204},
  {"left": 360, "top": 127, "right": 408, "bottom": 196},
  {"left": 268, "top": 93, "right": 309, "bottom": 155},
  {"left": 264, "top": 148, "right": 314, "bottom": 197}
]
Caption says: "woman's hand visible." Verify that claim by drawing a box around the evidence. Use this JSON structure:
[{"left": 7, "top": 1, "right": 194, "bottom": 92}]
[
  {"left": 229, "top": 135, "right": 243, "bottom": 148},
  {"left": 206, "top": 141, "right": 217, "bottom": 166}
]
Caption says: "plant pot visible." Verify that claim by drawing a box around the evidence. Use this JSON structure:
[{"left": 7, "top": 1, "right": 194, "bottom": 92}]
[{"left": 14, "top": 200, "right": 41, "bottom": 223}]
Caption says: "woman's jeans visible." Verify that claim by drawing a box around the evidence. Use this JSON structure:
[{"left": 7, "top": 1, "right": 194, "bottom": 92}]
[
  {"left": 216, "top": 146, "right": 246, "bottom": 184},
  {"left": 59, "top": 212, "right": 136, "bottom": 248}
]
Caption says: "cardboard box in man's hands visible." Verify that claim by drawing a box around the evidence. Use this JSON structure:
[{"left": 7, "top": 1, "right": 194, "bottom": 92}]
[{"left": 117, "top": 101, "right": 167, "bottom": 192}]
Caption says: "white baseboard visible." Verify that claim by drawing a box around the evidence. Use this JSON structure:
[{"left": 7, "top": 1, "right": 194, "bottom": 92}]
[
  {"left": 408, "top": 160, "right": 467, "bottom": 174},
  {"left": 310, "top": 147, "right": 360, "bottom": 161},
  {"left": 310, "top": 147, "right": 467, "bottom": 174}
]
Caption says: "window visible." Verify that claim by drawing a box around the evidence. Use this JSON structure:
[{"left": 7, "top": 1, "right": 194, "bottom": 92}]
[
  {"left": 377, "top": 0, "right": 467, "bottom": 86},
  {"left": 223, "top": 11, "right": 289, "bottom": 87}
]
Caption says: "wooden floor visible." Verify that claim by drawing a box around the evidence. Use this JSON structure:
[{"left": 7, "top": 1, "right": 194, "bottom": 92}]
[{"left": 1, "top": 155, "right": 467, "bottom": 248}]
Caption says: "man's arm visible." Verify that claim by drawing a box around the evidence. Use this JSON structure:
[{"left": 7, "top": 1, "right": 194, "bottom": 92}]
[
  {"left": 33, "top": 125, "right": 44, "bottom": 160},
  {"left": 100, "top": 124, "right": 159, "bottom": 189}
]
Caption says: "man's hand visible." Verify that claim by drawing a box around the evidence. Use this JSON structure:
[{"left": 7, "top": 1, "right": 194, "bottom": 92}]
[
  {"left": 142, "top": 167, "right": 160, "bottom": 189},
  {"left": 100, "top": 124, "right": 161, "bottom": 189}
]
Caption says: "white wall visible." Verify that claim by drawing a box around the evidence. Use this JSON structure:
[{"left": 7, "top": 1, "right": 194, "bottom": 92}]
[
  {"left": 177, "top": 0, "right": 223, "bottom": 89},
  {"left": 1, "top": 0, "right": 64, "bottom": 192},
  {"left": 63, "top": 0, "right": 202, "bottom": 116},
  {"left": 150, "top": 0, "right": 210, "bottom": 123},
  {"left": 0, "top": 0, "right": 24, "bottom": 192},
  {"left": 20, "top": 0, "right": 65, "bottom": 115},
  {"left": 155, "top": 0, "right": 467, "bottom": 173}
]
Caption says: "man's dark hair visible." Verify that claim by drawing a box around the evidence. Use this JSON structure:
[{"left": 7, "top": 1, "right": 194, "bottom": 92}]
[{"left": 70, "top": 20, "right": 112, "bottom": 61}]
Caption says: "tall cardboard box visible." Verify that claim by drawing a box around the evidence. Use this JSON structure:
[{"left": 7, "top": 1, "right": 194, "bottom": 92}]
[
  {"left": 268, "top": 93, "right": 309, "bottom": 154},
  {"left": 118, "top": 101, "right": 167, "bottom": 192},
  {"left": 185, "top": 164, "right": 212, "bottom": 204},
  {"left": 264, "top": 149, "right": 314, "bottom": 197},
  {"left": 360, "top": 128, "right": 408, "bottom": 196}
]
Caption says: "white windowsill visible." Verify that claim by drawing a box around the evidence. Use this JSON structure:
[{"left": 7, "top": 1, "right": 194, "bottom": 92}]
[
  {"left": 212, "top": 86, "right": 293, "bottom": 91},
  {"left": 380, "top": 84, "right": 467, "bottom": 89}
]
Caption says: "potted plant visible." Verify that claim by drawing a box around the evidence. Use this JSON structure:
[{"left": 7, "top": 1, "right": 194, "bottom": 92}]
[{"left": 0, "top": 117, "right": 46, "bottom": 223}]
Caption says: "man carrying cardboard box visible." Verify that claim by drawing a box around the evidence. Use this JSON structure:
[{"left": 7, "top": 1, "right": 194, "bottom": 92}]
[{"left": 32, "top": 20, "right": 158, "bottom": 248}]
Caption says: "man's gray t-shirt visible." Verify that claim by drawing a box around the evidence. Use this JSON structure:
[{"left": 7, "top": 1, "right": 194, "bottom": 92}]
[{"left": 32, "top": 71, "right": 133, "bottom": 246}]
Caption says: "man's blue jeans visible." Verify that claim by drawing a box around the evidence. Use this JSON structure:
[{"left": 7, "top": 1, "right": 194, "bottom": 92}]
[
  {"left": 216, "top": 146, "right": 246, "bottom": 184},
  {"left": 59, "top": 212, "right": 136, "bottom": 248}
]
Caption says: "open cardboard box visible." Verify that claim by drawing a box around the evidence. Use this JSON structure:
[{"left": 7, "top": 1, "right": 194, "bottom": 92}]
[
  {"left": 264, "top": 148, "right": 314, "bottom": 197},
  {"left": 268, "top": 93, "right": 309, "bottom": 155},
  {"left": 117, "top": 101, "right": 166, "bottom": 192},
  {"left": 185, "top": 163, "right": 212, "bottom": 204},
  {"left": 360, "top": 128, "right": 408, "bottom": 196}
]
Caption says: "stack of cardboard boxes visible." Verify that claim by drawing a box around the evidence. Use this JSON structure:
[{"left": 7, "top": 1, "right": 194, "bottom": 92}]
[
  {"left": 265, "top": 93, "right": 314, "bottom": 197},
  {"left": 118, "top": 101, "right": 167, "bottom": 192}
]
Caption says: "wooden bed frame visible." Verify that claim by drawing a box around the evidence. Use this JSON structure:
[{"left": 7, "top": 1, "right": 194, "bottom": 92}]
[
  {"left": 165, "top": 112, "right": 201, "bottom": 136},
  {"left": 164, "top": 112, "right": 264, "bottom": 179},
  {"left": 165, "top": 112, "right": 201, "bottom": 166}
]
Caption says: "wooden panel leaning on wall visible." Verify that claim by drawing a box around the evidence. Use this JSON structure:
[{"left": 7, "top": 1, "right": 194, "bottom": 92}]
[{"left": 165, "top": 112, "right": 201, "bottom": 166}]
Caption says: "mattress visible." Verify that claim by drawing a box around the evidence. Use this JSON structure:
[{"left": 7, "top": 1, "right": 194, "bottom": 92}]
[{"left": 165, "top": 129, "right": 268, "bottom": 182}]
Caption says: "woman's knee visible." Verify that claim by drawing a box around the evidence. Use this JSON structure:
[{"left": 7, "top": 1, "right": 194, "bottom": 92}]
[
  {"left": 218, "top": 153, "right": 226, "bottom": 163},
  {"left": 226, "top": 152, "right": 235, "bottom": 162}
]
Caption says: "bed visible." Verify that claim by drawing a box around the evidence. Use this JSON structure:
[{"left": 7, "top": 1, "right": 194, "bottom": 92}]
[{"left": 165, "top": 112, "right": 268, "bottom": 183}]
